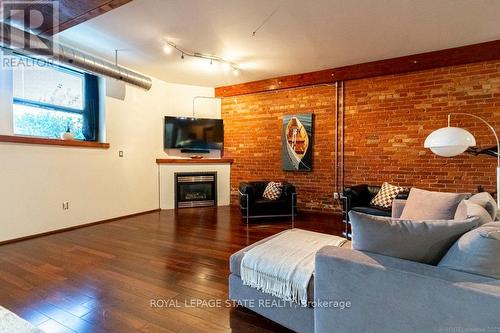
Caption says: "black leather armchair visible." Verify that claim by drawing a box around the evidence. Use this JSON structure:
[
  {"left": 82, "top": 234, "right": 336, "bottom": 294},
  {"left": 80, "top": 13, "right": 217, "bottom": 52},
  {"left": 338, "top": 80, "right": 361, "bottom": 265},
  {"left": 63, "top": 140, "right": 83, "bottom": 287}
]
[
  {"left": 343, "top": 184, "right": 410, "bottom": 217},
  {"left": 239, "top": 181, "right": 297, "bottom": 223}
]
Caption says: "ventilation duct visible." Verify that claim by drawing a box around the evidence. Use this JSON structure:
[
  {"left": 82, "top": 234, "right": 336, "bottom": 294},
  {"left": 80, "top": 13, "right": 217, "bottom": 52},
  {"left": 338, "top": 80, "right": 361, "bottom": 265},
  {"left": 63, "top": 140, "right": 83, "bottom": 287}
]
[{"left": 0, "top": 22, "right": 152, "bottom": 90}]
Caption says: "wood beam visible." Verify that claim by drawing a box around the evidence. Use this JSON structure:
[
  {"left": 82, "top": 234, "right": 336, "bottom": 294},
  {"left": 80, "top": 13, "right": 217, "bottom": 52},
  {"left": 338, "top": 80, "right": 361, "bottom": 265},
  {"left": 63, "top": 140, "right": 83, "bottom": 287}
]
[
  {"left": 0, "top": 0, "right": 132, "bottom": 36},
  {"left": 215, "top": 39, "right": 500, "bottom": 97},
  {"left": 50, "top": 0, "right": 133, "bottom": 35}
]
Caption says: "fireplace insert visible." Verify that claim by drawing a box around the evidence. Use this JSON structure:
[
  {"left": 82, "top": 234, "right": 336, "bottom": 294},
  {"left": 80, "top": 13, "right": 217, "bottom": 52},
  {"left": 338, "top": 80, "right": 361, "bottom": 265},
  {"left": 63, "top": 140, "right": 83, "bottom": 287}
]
[{"left": 175, "top": 172, "right": 217, "bottom": 208}]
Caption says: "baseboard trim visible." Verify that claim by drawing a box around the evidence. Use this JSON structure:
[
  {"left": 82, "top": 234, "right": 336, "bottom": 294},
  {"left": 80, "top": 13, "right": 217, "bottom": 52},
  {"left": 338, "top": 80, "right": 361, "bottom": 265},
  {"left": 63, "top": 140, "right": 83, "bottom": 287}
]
[{"left": 0, "top": 209, "right": 160, "bottom": 246}]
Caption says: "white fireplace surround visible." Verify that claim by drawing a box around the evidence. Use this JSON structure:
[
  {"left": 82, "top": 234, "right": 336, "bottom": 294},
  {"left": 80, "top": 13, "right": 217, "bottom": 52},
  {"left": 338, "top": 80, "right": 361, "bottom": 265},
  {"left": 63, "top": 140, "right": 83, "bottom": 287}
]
[{"left": 158, "top": 161, "right": 231, "bottom": 210}]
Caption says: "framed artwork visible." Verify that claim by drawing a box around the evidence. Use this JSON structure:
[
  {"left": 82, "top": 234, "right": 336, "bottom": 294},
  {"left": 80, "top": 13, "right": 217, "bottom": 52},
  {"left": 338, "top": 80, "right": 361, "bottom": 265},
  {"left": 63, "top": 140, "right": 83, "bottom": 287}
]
[{"left": 282, "top": 113, "right": 313, "bottom": 171}]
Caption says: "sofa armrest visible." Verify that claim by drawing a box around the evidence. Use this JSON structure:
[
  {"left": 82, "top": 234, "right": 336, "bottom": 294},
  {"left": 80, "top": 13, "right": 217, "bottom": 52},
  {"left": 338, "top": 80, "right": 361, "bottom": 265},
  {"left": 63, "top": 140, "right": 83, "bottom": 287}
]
[
  {"left": 343, "top": 184, "right": 369, "bottom": 211},
  {"left": 239, "top": 182, "right": 255, "bottom": 208},
  {"left": 314, "top": 246, "right": 500, "bottom": 333},
  {"left": 391, "top": 199, "right": 406, "bottom": 218},
  {"left": 281, "top": 182, "right": 296, "bottom": 199},
  {"left": 395, "top": 191, "right": 409, "bottom": 200}
]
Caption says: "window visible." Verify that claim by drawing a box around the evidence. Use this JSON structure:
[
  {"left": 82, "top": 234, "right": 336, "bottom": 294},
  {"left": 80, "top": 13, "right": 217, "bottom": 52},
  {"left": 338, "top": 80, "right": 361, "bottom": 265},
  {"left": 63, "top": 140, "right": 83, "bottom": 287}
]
[{"left": 12, "top": 56, "right": 100, "bottom": 141}]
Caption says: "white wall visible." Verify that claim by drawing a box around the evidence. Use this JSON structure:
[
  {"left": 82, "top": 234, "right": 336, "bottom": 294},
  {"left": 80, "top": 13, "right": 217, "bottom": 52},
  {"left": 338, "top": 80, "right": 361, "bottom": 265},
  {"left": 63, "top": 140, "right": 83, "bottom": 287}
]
[{"left": 0, "top": 75, "right": 219, "bottom": 242}]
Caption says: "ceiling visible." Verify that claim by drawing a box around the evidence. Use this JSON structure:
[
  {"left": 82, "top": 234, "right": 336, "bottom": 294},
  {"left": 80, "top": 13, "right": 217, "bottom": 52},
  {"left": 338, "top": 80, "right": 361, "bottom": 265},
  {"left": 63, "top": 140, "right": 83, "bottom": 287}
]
[{"left": 57, "top": 0, "right": 500, "bottom": 88}]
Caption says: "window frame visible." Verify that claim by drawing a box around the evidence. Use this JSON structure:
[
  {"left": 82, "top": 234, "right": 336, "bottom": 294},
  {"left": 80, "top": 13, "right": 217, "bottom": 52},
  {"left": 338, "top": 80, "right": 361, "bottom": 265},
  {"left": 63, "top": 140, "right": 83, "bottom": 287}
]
[
  {"left": 10, "top": 53, "right": 103, "bottom": 143},
  {"left": 13, "top": 97, "right": 85, "bottom": 115},
  {"left": 0, "top": 51, "right": 108, "bottom": 148},
  {"left": 12, "top": 56, "right": 86, "bottom": 115}
]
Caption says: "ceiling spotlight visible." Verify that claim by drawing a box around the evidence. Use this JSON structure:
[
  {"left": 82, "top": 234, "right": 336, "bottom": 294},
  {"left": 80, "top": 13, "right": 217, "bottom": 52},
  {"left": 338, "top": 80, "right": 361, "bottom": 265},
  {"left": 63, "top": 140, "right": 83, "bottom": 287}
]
[
  {"left": 210, "top": 59, "right": 213, "bottom": 65},
  {"left": 163, "top": 44, "right": 173, "bottom": 55},
  {"left": 181, "top": 53, "right": 184, "bottom": 59},
  {"left": 233, "top": 68, "right": 240, "bottom": 76}
]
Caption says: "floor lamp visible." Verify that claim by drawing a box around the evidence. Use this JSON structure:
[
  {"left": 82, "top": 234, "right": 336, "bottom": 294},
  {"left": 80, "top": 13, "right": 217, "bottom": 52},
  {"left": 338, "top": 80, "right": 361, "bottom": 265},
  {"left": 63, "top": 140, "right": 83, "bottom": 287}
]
[{"left": 424, "top": 112, "right": 499, "bottom": 209}]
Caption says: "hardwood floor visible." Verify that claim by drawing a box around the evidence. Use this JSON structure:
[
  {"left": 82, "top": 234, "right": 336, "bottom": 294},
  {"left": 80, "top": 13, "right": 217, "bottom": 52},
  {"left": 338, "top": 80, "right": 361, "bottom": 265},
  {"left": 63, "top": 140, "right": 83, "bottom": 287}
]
[{"left": 0, "top": 206, "right": 343, "bottom": 333}]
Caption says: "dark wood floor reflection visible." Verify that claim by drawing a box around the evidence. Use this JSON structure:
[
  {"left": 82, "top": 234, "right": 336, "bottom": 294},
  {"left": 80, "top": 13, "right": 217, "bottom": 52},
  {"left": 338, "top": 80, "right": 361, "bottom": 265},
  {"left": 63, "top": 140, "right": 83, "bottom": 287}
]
[{"left": 0, "top": 206, "right": 343, "bottom": 333}]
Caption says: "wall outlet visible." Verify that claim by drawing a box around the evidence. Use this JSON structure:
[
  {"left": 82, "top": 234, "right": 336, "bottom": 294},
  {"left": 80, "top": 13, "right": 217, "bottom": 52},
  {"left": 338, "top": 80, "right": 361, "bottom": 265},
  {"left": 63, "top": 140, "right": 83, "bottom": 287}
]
[
  {"left": 119, "top": 151, "right": 124, "bottom": 157},
  {"left": 333, "top": 192, "right": 340, "bottom": 200},
  {"left": 62, "top": 202, "right": 69, "bottom": 210}
]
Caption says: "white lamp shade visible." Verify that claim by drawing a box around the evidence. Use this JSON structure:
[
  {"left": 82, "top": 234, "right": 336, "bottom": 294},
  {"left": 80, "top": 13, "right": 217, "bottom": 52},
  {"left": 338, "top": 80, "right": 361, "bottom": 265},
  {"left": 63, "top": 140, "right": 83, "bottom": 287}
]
[{"left": 424, "top": 127, "right": 476, "bottom": 157}]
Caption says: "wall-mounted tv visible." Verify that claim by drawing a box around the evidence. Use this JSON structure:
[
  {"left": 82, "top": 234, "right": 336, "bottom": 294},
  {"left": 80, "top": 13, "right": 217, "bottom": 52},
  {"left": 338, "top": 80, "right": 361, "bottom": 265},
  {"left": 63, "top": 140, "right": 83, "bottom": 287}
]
[{"left": 164, "top": 116, "right": 224, "bottom": 152}]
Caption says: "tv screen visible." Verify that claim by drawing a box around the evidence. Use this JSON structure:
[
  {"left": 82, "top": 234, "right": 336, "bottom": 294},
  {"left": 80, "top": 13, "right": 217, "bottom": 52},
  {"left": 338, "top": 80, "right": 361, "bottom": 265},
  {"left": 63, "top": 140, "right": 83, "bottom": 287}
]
[{"left": 164, "top": 117, "right": 224, "bottom": 150}]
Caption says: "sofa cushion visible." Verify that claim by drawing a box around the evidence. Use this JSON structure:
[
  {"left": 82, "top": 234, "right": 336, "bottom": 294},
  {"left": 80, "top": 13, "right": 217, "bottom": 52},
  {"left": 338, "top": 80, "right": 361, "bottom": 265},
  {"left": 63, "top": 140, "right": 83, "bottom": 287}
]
[
  {"left": 454, "top": 200, "right": 493, "bottom": 226},
  {"left": 349, "top": 211, "right": 478, "bottom": 265},
  {"left": 400, "top": 188, "right": 468, "bottom": 220},
  {"left": 250, "top": 198, "right": 292, "bottom": 217},
  {"left": 468, "top": 192, "right": 498, "bottom": 220},
  {"left": 438, "top": 222, "right": 500, "bottom": 279},
  {"left": 254, "top": 198, "right": 288, "bottom": 205},
  {"left": 391, "top": 199, "right": 407, "bottom": 218},
  {"left": 370, "top": 182, "right": 406, "bottom": 209}
]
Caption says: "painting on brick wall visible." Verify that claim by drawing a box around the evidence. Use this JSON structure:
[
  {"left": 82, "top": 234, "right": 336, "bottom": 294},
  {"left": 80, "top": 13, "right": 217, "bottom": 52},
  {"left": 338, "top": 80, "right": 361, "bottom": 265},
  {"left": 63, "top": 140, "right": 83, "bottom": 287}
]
[{"left": 282, "top": 113, "right": 313, "bottom": 171}]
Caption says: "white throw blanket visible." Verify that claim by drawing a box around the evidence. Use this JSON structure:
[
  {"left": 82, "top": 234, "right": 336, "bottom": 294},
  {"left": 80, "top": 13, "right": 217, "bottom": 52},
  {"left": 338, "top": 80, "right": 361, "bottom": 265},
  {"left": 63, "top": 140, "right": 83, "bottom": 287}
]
[{"left": 240, "top": 229, "right": 346, "bottom": 306}]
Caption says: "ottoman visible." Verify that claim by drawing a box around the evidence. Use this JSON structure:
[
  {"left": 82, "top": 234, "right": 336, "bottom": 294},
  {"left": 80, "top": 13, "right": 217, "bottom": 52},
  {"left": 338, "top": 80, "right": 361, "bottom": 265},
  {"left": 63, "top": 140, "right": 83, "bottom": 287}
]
[{"left": 229, "top": 230, "right": 350, "bottom": 333}]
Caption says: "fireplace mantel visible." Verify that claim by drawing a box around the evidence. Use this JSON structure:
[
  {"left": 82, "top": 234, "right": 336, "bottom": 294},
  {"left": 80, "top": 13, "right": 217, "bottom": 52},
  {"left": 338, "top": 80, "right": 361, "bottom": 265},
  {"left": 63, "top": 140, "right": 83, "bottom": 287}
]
[{"left": 156, "top": 158, "right": 234, "bottom": 164}]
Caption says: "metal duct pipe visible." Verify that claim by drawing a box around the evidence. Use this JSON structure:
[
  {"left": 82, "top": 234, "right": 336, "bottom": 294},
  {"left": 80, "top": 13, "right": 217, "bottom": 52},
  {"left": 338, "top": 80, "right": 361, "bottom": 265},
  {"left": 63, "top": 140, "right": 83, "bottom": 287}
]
[
  {"left": 340, "top": 81, "right": 345, "bottom": 192},
  {"left": 0, "top": 23, "right": 152, "bottom": 90},
  {"left": 334, "top": 81, "right": 339, "bottom": 194}
]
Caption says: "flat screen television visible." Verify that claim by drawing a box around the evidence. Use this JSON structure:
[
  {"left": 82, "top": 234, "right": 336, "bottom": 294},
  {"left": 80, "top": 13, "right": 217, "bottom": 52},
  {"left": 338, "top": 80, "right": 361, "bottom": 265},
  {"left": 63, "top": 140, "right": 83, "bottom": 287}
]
[{"left": 164, "top": 116, "right": 224, "bottom": 152}]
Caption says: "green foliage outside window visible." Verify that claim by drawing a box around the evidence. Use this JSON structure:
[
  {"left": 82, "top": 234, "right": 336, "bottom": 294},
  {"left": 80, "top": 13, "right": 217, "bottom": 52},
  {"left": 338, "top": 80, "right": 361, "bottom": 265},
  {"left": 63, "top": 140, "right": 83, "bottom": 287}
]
[{"left": 13, "top": 106, "right": 84, "bottom": 139}]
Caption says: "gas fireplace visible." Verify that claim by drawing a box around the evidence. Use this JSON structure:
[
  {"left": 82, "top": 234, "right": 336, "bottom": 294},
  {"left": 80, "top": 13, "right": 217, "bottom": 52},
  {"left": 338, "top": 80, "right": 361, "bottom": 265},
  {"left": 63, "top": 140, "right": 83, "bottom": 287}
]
[{"left": 175, "top": 172, "right": 217, "bottom": 208}]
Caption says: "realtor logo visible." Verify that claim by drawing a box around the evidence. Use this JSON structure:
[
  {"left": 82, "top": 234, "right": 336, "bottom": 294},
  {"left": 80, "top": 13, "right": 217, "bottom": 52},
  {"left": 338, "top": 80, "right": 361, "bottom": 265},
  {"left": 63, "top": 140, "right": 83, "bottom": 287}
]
[{"left": 0, "top": 0, "right": 59, "bottom": 55}]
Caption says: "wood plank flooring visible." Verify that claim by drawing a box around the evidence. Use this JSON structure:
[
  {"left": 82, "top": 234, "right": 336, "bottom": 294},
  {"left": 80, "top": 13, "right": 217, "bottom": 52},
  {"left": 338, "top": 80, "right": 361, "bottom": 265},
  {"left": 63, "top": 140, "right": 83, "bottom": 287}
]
[{"left": 0, "top": 206, "right": 343, "bottom": 333}]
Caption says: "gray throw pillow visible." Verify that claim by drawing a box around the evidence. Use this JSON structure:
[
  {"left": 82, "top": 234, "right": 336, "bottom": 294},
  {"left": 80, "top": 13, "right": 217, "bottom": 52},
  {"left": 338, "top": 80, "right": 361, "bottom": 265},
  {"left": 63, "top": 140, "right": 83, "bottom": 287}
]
[
  {"left": 349, "top": 211, "right": 478, "bottom": 265},
  {"left": 454, "top": 200, "right": 493, "bottom": 226},
  {"left": 438, "top": 222, "right": 500, "bottom": 279},
  {"left": 400, "top": 188, "right": 468, "bottom": 220},
  {"left": 468, "top": 192, "right": 498, "bottom": 221}
]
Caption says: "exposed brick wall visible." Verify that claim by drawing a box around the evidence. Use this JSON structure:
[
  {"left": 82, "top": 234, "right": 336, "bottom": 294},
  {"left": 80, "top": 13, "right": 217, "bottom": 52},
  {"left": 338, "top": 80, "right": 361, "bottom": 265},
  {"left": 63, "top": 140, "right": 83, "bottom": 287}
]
[
  {"left": 344, "top": 61, "right": 499, "bottom": 194},
  {"left": 222, "top": 60, "right": 500, "bottom": 212},
  {"left": 222, "top": 86, "right": 337, "bottom": 211}
]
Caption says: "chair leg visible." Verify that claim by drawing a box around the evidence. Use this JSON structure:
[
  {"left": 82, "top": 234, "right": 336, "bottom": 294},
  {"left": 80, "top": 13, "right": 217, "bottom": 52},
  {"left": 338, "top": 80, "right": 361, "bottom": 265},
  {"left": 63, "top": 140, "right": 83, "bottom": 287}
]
[
  {"left": 340, "top": 194, "right": 350, "bottom": 240},
  {"left": 238, "top": 190, "right": 250, "bottom": 225},
  {"left": 246, "top": 194, "right": 249, "bottom": 225}
]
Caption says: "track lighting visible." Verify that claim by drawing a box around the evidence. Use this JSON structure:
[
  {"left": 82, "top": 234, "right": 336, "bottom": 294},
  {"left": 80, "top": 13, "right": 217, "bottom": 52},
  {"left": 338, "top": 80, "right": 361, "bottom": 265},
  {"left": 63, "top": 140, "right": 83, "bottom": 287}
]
[{"left": 163, "top": 39, "right": 240, "bottom": 74}]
